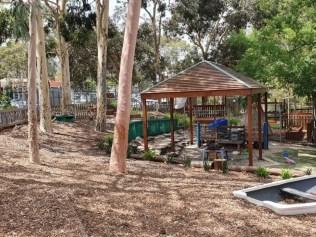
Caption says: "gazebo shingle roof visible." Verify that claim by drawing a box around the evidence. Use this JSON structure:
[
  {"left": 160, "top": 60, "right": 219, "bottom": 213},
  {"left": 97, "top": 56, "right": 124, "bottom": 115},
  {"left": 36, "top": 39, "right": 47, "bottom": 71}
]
[{"left": 141, "top": 61, "right": 266, "bottom": 99}]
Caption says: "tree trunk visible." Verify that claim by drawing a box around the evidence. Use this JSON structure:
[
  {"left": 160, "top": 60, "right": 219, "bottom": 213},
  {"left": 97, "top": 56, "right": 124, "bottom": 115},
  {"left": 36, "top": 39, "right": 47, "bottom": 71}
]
[
  {"left": 28, "top": 0, "right": 40, "bottom": 163},
  {"left": 36, "top": 6, "right": 52, "bottom": 133},
  {"left": 60, "top": 37, "right": 72, "bottom": 113},
  {"left": 95, "top": 0, "right": 109, "bottom": 132},
  {"left": 109, "top": 0, "right": 141, "bottom": 173},
  {"left": 312, "top": 93, "right": 316, "bottom": 142},
  {"left": 56, "top": 0, "right": 71, "bottom": 114}
]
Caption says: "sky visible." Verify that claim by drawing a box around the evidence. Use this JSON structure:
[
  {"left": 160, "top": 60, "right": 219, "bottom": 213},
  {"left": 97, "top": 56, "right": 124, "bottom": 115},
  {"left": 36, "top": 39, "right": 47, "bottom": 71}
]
[{"left": 109, "top": 0, "right": 119, "bottom": 16}]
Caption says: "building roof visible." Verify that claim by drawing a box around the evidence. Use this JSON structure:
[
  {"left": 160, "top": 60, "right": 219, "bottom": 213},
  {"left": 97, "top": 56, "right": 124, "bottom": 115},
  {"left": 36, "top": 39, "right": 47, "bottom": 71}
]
[
  {"left": 141, "top": 61, "right": 267, "bottom": 99},
  {"left": 48, "top": 80, "right": 62, "bottom": 88}
]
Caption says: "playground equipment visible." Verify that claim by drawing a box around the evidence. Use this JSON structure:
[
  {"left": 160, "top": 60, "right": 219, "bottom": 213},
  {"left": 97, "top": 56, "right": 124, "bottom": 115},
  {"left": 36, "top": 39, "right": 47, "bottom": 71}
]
[
  {"left": 234, "top": 175, "right": 316, "bottom": 215},
  {"left": 282, "top": 150, "right": 296, "bottom": 164}
]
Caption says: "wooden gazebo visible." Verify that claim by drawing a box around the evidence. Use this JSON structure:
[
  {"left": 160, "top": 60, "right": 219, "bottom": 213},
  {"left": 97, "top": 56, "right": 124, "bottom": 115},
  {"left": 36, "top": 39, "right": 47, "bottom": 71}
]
[{"left": 140, "top": 61, "right": 268, "bottom": 166}]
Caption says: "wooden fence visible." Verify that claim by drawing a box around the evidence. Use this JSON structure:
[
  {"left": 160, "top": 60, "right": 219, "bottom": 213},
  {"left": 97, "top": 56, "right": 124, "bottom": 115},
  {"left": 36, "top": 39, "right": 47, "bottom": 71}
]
[
  {"left": 0, "top": 101, "right": 171, "bottom": 129},
  {"left": 281, "top": 112, "right": 313, "bottom": 130},
  {"left": 51, "top": 103, "right": 97, "bottom": 120},
  {"left": 0, "top": 108, "right": 28, "bottom": 129}
]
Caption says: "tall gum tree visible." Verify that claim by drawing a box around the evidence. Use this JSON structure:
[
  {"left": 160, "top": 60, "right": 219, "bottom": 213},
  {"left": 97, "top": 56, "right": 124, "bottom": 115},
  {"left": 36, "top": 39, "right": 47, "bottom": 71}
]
[
  {"left": 142, "top": 0, "right": 166, "bottom": 82},
  {"left": 95, "top": 0, "right": 109, "bottom": 132},
  {"left": 109, "top": 0, "right": 141, "bottom": 173},
  {"left": 36, "top": 2, "right": 52, "bottom": 133},
  {"left": 44, "top": 0, "right": 71, "bottom": 113},
  {"left": 28, "top": 0, "right": 40, "bottom": 163}
]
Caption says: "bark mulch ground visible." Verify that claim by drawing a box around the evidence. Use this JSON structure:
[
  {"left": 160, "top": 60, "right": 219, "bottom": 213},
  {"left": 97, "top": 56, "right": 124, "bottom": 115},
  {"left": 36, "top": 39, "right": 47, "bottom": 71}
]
[{"left": 0, "top": 122, "right": 315, "bottom": 237}]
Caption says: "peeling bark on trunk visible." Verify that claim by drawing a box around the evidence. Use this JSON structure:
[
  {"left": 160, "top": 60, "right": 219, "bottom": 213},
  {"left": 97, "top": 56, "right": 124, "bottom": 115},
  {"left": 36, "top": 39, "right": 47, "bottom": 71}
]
[
  {"left": 109, "top": 0, "right": 141, "bottom": 173},
  {"left": 55, "top": 0, "right": 71, "bottom": 114},
  {"left": 28, "top": 0, "right": 40, "bottom": 163},
  {"left": 95, "top": 0, "right": 109, "bottom": 132},
  {"left": 36, "top": 6, "right": 52, "bottom": 133},
  {"left": 58, "top": 35, "right": 71, "bottom": 113}
]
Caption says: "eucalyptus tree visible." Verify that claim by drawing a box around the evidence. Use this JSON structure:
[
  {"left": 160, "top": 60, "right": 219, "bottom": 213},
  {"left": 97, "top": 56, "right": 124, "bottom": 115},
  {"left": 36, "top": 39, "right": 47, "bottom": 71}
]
[
  {"left": 28, "top": 0, "right": 40, "bottom": 163},
  {"left": 142, "top": 0, "right": 167, "bottom": 82},
  {"left": 36, "top": 1, "right": 52, "bottom": 133},
  {"left": 110, "top": 0, "right": 141, "bottom": 173},
  {"left": 43, "top": 0, "right": 71, "bottom": 113},
  {"left": 166, "top": 0, "right": 253, "bottom": 60},
  {"left": 95, "top": 0, "right": 109, "bottom": 132}
]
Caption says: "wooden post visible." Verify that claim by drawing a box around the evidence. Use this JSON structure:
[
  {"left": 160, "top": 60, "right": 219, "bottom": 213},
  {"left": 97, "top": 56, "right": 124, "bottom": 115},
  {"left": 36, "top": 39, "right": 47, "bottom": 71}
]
[
  {"left": 264, "top": 92, "right": 268, "bottom": 123},
  {"left": 142, "top": 98, "right": 148, "bottom": 151},
  {"left": 257, "top": 94, "right": 263, "bottom": 160},
  {"left": 170, "top": 98, "right": 175, "bottom": 151},
  {"left": 224, "top": 96, "right": 227, "bottom": 116},
  {"left": 247, "top": 95, "right": 253, "bottom": 166},
  {"left": 189, "top": 97, "right": 193, "bottom": 144}
]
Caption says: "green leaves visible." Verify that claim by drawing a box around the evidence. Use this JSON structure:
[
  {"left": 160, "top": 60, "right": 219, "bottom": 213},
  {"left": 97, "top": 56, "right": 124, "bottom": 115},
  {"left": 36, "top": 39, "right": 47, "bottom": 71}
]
[{"left": 232, "top": 0, "right": 316, "bottom": 98}]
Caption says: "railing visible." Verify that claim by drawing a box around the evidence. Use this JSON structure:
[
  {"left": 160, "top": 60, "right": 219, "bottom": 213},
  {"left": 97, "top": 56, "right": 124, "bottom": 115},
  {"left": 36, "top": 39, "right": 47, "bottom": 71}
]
[
  {"left": 193, "top": 105, "right": 226, "bottom": 118},
  {"left": 281, "top": 112, "right": 313, "bottom": 130}
]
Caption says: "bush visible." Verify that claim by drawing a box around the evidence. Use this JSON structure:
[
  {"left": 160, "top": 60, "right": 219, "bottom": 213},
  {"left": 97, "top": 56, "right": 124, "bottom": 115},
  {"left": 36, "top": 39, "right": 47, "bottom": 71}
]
[
  {"left": 127, "top": 144, "right": 138, "bottom": 157},
  {"left": 255, "top": 166, "right": 269, "bottom": 178},
  {"left": 228, "top": 117, "right": 240, "bottom": 126},
  {"left": 167, "top": 152, "right": 176, "bottom": 164},
  {"left": 0, "top": 94, "right": 11, "bottom": 109},
  {"left": 143, "top": 149, "right": 156, "bottom": 160},
  {"left": 183, "top": 155, "right": 191, "bottom": 168},
  {"left": 164, "top": 112, "right": 190, "bottom": 129},
  {"left": 97, "top": 134, "right": 113, "bottom": 154},
  {"left": 281, "top": 169, "right": 293, "bottom": 179},
  {"left": 203, "top": 160, "right": 211, "bottom": 171},
  {"left": 222, "top": 160, "right": 229, "bottom": 174},
  {"left": 304, "top": 168, "right": 312, "bottom": 175}
]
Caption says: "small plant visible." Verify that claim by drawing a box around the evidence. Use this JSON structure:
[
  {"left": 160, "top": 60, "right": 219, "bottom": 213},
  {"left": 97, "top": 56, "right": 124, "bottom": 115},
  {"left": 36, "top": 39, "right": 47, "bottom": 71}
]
[
  {"left": 167, "top": 152, "right": 176, "bottom": 164},
  {"left": 128, "top": 144, "right": 138, "bottom": 157},
  {"left": 281, "top": 169, "right": 293, "bottom": 180},
  {"left": 228, "top": 117, "right": 240, "bottom": 126},
  {"left": 203, "top": 160, "right": 211, "bottom": 171},
  {"left": 97, "top": 134, "right": 113, "bottom": 154},
  {"left": 0, "top": 94, "right": 11, "bottom": 109},
  {"left": 304, "top": 168, "right": 313, "bottom": 175},
  {"left": 143, "top": 149, "right": 156, "bottom": 161},
  {"left": 255, "top": 166, "right": 269, "bottom": 178},
  {"left": 222, "top": 160, "right": 229, "bottom": 174},
  {"left": 183, "top": 155, "right": 191, "bottom": 168}
]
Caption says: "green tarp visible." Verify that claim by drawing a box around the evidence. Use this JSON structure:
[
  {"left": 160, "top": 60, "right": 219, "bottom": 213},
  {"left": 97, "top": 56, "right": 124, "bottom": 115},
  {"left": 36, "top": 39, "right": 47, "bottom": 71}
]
[{"left": 128, "top": 119, "right": 178, "bottom": 142}]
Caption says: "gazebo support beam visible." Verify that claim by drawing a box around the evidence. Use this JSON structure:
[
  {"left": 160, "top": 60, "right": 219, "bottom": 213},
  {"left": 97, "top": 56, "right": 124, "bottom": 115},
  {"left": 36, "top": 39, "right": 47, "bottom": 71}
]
[
  {"left": 247, "top": 95, "right": 254, "bottom": 166},
  {"left": 264, "top": 92, "right": 268, "bottom": 123},
  {"left": 258, "top": 93, "right": 263, "bottom": 160},
  {"left": 170, "top": 98, "right": 175, "bottom": 151},
  {"left": 142, "top": 98, "right": 148, "bottom": 151},
  {"left": 189, "top": 97, "right": 193, "bottom": 144}
]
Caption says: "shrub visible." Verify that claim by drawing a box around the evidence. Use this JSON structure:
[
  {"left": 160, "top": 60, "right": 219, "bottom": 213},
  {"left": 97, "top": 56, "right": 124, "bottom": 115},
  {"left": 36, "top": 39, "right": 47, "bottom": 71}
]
[
  {"left": 203, "top": 160, "right": 211, "bottom": 171},
  {"left": 228, "top": 117, "right": 240, "bottom": 126},
  {"left": 222, "top": 160, "right": 229, "bottom": 174},
  {"left": 0, "top": 94, "right": 11, "bottom": 109},
  {"left": 143, "top": 149, "right": 156, "bottom": 160},
  {"left": 183, "top": 155, "right": 191, "bottom": 168},
  {"left": 304, "top": 168, "right": 313, "bottom": 175},
  {"left": 128, "top": 144, "right": 138, "bottom": 157},
  {"left": 97, "top": 134, "right": 113, "bottom": 154},
  {"left": 255, "top": 166, "right": 269, "bottom": 178},
  {"left": 281, "top": 169, "right": 293, "bottom": 180},
  {"left": 164, "top": 112, "right": 190, "bottom": 129},
  {"left": 167, "top": 152, "right": 176, "bottom": 164}
]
